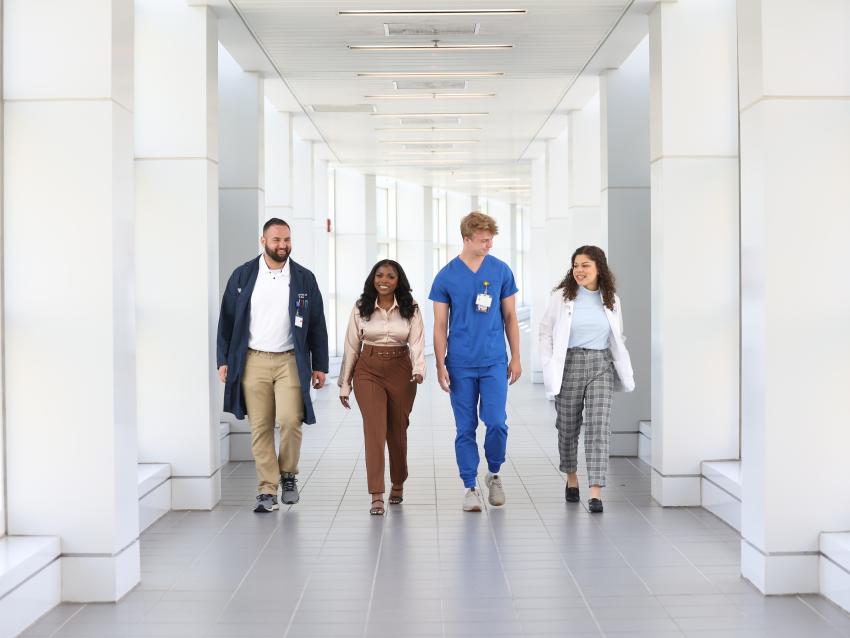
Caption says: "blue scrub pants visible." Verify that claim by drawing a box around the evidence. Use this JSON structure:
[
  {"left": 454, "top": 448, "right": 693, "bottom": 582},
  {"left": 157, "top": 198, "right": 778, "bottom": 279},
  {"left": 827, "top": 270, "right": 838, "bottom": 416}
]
[{"left": 447, "top": 364, "right": 509, "bottom": 488}]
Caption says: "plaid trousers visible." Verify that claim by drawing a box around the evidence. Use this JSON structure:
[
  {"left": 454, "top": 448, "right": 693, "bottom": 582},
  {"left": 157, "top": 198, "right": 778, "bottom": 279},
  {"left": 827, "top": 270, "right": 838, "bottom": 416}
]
[{"left": 554, "top": 348, "right": 615, "bottom": 487}]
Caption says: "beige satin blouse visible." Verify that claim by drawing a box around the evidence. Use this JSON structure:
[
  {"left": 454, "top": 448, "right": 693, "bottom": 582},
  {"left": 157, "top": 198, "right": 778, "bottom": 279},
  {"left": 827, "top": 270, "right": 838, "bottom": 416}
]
[{"left": 338, "top": 298, "right": 426, "bottom": 397}]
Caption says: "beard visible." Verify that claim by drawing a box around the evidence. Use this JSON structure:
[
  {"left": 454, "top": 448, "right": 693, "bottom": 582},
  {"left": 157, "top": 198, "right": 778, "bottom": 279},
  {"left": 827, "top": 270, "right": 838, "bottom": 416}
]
[{"left": 265, "top": 244, "right": 290, "bottom": 264}]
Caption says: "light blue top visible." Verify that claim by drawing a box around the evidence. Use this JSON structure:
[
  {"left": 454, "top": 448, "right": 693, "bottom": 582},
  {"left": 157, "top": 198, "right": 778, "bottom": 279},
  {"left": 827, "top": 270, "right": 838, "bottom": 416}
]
[
  {"left": 428, "top": 255, "right": 518, "bottom": 368},
  {"left": 568, "top": 286, "right": 611, "bottom": 350}
]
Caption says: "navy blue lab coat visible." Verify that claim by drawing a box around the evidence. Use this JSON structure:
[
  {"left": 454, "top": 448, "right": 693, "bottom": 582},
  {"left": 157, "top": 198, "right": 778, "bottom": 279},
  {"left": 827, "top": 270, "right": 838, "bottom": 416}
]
[{"left": 217, "top": 257, "right": 329, "bottom": 424}]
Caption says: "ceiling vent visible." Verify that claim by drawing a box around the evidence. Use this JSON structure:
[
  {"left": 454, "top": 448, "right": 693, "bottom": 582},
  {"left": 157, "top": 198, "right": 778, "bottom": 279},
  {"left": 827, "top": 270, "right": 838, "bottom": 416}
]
[
  {"left": 393, "top": 80, "right": 468, "bottom": 91},
  {"left": 310, "top": 104, "right": 377, "bottom": 113},
  {"left": 384, "top": 23, "right": 480, "bottom": 37},
  {"left": 399, "top": 117, "right": 461, "bottom": 126}
]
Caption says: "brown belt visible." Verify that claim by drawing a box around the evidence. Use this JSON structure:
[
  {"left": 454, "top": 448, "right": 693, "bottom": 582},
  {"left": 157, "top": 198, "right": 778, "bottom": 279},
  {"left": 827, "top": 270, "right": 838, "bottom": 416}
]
[{"left": 362, "top": 344, "right": 409, "bottom": 359}]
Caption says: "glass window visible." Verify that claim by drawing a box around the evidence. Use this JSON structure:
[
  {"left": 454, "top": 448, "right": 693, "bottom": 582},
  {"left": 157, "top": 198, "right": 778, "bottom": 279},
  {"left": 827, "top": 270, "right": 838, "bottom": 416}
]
[
  {"left": 376, "top": 187, "right": 389, "bottom": 241},
  {"left": 437, "top": 191, "right": 448, "bottom": 268}
]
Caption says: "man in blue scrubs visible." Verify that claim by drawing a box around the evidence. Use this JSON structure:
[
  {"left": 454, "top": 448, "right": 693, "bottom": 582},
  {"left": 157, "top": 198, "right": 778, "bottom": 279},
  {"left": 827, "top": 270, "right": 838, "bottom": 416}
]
[{"left": 430, "top": 211, "right": 522, "bottom": 512}]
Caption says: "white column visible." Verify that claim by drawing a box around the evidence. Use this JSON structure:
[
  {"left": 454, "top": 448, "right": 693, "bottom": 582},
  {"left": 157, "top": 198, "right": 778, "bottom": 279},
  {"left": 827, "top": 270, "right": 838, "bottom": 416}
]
[
  {"left": 567, "top": 92, "right": 604, "bottom": 251},
  {"left": 135, "top": 0, "right": 221, "bottom": 510},
  {"left": 509, "top": 204, "right": 519, "bottom": 275},
  {"left": 529, "top": 153, "right": 549, "bottom": 383},
  {"left": 396, "top": 181, "right": 434, "bottom": 347},
  {"left": 545, "top": 129, "right": 571, "bottom": 301},
  {"left": 334, "top": 169, "right": 377, "bottom": 354},
  {"left": 218, "top": 43, "right": 264, "bottom": 295},
  {"left": 530, "top": 131, "right": 572, "bottom": 384},
  {"left": 738, "top": 0, "right": 850, "bottom": 595},
  {"left": 4, "top": 0, "right": 139, "bottom": 600},
  {"left": 649, "top": 0, "right": 740, "bottom": 505},
  {"left": 600, "top": 36, "right": 651, "bottom": 455},
  {"left": 0, "top": 0, "right": 5, "bottom": 539},
  {"left": 264, "top": 100, "right": 293, "bottom": 226},
  {"left": 312, "top": 156, "right": 330, "bottom": 302},
  {"left": 291, "top": 131, "right": 316, "bottom": 268}
]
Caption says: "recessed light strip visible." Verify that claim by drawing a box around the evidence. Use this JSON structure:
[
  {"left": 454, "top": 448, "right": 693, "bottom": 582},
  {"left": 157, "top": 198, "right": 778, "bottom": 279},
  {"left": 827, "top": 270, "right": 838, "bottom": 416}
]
[
  {"left": 357, "top": 72, "right": 505, "bottom": 78},
  {"left": 349, "top": 44, "right": 512, "bottom": 52},
  {"left": 386, "top": 151, "right": 472, "bottom": 156},
  {"left": 379, "top": 140, "right": 479, "bottom": 144},
  {"left": 365, "top": 93, "right": 496, "bottom": 100},
  {"left": 371, "top": 112, "right": 488, "bottom": 118},
  {"left": 339, "top": 9, "right": 527, "bottom": 16},
  {"left": 375, "top": 127, "right": 483, "bottom": 132}
]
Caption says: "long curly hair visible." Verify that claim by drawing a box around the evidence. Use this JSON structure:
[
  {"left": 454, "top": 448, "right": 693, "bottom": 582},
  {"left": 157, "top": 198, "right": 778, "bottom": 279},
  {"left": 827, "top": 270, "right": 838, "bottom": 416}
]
[
  {"left": 554, "top": 245, "right": 617, "bottom": 310},
  {"left": 357, "top": 259, "right": 418, "bottom": 320}
]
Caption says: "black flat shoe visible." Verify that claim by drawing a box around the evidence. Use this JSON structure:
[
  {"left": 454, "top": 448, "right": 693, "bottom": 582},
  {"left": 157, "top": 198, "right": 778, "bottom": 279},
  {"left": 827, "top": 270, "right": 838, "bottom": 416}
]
[
  {"left": 588, "top": 498, "right": 603, "bottom": 513},
  {"left": 565, "top": 485, "right": 580, "bottom": 503}
]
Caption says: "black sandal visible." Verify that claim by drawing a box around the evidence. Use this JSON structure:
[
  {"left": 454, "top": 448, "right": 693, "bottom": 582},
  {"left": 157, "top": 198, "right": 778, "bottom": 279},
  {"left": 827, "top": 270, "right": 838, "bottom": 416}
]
[
  {"left": 370, "top": 497, "right": 385, "bottom": 516},
  {"left": 388, "top": 485, "right": 403, "bottom": 505}
]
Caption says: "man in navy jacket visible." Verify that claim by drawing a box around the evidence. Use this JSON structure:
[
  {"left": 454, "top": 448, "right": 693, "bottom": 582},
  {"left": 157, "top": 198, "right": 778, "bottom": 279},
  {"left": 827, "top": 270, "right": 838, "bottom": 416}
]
[{"left": 217, "top": 218, "right": 329, "bottom": 511}]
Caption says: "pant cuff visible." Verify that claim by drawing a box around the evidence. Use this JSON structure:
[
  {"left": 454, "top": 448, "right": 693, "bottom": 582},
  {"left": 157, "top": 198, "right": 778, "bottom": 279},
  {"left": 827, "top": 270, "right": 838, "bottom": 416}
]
[{"left": 487, "top": 463, "right": 501, "bottom": 475}]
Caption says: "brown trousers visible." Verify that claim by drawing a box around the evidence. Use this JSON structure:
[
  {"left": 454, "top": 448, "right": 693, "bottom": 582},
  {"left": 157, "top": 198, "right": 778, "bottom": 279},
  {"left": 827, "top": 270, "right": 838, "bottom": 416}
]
[
  {"left": 353, "top": 345, "right": 417, "bottom": 495},
  {"left": 242, "top": 350, "right": 304, "bottom": 495}
]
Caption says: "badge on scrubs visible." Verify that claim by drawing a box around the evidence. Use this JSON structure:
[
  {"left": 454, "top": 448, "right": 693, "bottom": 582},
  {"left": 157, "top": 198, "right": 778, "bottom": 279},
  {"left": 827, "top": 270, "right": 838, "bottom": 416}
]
[
  {"left": 295, "top": 294, "right": 307, "bottom": 328},
  {"left": 475, "top": 281, "right": 493, "bottom": 313}
]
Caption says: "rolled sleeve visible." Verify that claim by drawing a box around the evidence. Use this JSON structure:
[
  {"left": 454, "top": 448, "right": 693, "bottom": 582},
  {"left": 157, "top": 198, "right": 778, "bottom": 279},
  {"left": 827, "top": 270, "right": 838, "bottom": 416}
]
[
  {"left": 338, "top": 306, "right": 362, "bottom": 397},
  {"left": 408, "top": 306, "right": 426, "bottom": 379}
]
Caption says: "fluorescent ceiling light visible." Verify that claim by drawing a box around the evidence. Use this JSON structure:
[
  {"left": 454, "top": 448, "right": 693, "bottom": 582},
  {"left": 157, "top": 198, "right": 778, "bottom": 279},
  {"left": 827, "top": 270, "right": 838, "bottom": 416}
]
[
  {"left": 375, "top": 127, "right": 482, "bottom": 132},
  {"left": 387, "top": 151, "right": 471, "bottom": 156},
  {"left": 357, "top": 72, "right": 505, "bottom": 78},
  {"left": 371, "top": 112, "right": 488, "bottom": 118},
  {"left": 340, "top": 10, "right": 527, "bottom": 16},
  {"left": 457, "top": 177, "right": 523, "bottom": 183},
  {"left": 348, "top": 43, "right": 512, "bottom": 51},
  {"left": 384, "top": 157, "right": 469, "bottom": 166},
  {"left": 365, "top": 93, "right": 496, "bottom": 100},
  {"left": 379, "top": 140, "right": 479, "bottom": 144}
]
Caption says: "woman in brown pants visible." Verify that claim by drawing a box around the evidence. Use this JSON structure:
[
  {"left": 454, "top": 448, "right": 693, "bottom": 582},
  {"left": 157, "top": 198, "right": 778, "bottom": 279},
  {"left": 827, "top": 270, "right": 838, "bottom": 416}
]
[{"left": 339, "top": 260, "right": 425, "bottom": 515}]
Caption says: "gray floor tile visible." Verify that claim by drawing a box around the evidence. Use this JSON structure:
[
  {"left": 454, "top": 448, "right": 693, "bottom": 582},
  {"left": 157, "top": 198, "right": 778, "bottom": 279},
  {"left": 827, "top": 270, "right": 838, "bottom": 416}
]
[{"left": 19, "top": 370, "right": 850, "bottom": 638}]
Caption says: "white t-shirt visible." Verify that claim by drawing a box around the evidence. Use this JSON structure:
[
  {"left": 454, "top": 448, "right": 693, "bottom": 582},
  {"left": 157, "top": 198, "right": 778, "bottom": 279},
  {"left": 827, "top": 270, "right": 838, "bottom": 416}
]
[{"left": 248, "top": 255, "right": 294, "bottom": 352}]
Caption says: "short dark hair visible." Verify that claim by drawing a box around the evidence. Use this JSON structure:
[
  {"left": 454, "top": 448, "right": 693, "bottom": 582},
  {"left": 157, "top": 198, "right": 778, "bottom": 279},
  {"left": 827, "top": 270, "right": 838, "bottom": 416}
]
[{"left": 262, "top": 218, "right": 291, "bottom": 234}]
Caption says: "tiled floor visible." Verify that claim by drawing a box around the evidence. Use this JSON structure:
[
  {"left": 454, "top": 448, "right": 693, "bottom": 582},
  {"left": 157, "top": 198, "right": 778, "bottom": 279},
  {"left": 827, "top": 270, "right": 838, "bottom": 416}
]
[{"left": 24, "top": 361, "right": 850, "bottom": 637}]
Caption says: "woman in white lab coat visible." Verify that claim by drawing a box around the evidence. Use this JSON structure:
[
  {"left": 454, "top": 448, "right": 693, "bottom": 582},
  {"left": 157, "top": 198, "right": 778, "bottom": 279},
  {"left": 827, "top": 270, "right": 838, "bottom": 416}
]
[{"left": 538, "top": 245, "right": 634, "bottom": 513}]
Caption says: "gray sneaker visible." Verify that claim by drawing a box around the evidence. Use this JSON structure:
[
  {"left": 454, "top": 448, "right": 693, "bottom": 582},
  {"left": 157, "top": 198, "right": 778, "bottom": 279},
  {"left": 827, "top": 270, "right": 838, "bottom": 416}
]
[
  {"left": 281, "top": 473, "right": 299, "bottom": 504},
  {"left": 463, "top": 488, "right": 482, "bottom": 512},
  {"left": 253, "top": 493, "right": 278, "bottom": 513},
  {"left": 485, "top": 472, "right": 506, "bottom": 506}
]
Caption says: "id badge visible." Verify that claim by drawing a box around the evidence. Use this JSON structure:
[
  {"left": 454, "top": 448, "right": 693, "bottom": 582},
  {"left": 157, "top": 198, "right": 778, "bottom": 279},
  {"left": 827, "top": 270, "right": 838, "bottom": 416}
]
[
  {"left": 475, "top": 293, "right": 492, "bottom": 313},
  {"left": 294, "top": 315, "right": 304, "bottom": 328}
]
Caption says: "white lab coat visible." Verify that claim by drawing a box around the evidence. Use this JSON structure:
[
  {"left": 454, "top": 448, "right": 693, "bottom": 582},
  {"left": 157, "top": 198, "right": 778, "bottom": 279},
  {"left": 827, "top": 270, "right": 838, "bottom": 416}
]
[{"left": 537, "top": 290, "right": 635, "bottom": 397}]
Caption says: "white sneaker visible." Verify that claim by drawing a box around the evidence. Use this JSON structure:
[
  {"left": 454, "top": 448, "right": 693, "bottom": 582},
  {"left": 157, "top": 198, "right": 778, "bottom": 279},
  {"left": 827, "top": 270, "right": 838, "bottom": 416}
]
[
  {"left": 462, "top": 488, "right": 482, "bottom": 512},
  {"left": 485, "top": 472, "right": 506, "bottom": 506}
]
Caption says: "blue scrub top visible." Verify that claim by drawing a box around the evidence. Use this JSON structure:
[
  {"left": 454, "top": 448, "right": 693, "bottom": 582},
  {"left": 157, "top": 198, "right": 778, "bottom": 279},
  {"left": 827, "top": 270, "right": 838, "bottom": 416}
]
[{"left": 429, "top": 254, "right": 519, "bottom": 368}]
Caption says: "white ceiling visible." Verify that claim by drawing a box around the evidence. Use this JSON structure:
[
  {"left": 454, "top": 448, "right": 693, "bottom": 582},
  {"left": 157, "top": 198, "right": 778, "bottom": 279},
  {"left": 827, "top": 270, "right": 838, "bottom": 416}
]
[{"left": 227, "top": 0, "right": 646, "bottom": 203}]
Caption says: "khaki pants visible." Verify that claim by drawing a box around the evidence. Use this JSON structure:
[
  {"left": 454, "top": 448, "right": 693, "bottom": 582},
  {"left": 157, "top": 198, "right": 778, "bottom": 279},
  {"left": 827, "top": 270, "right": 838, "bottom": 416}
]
[
  {"left": 353, "top": 345, "right": 417, "bottom": 495},
  {"left": 242, "top": 349, "right": 305, "bottom": 495}
]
